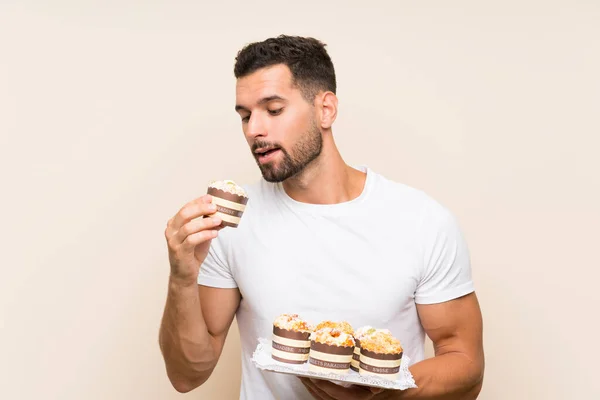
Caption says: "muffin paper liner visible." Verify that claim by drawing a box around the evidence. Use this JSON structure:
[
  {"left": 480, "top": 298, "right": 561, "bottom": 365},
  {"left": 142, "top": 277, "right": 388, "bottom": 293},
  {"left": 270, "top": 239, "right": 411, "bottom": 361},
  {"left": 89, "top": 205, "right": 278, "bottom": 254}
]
[{"left": 252, "top": 338, "right": 417, "bottom": 390}]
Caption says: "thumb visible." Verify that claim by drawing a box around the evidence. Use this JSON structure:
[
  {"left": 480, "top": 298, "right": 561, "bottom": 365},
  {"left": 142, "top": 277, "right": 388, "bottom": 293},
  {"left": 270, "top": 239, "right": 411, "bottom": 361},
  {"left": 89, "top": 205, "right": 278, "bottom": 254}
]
[{"left": 199, "top": 194, "right": 214, "bottom": 204}]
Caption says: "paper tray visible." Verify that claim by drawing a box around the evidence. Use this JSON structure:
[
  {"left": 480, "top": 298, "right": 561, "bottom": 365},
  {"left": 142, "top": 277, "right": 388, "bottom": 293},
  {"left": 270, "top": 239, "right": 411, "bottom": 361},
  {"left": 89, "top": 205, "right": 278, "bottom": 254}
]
[{"left": 251, "top": 338, "right": 417, "bottom": 390}]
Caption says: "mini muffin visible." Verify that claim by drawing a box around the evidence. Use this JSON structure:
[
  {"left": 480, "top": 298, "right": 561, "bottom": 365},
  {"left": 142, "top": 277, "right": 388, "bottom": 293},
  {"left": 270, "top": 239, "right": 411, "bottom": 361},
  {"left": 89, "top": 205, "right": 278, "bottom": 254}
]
[
  {"left": 359, "top": 330, "right": 403, "bottom": 381},
  {"left": 351, "top": 326, "right": 375, "bottom": 372},
  {"left": 206, "top": 180, "right": 249, "bottom": 228},
  {"left": 351, "top": 326, "right": 393, "bottom": 372},
  {"left": 308, "top": 327, "right": 355, "bottom": 375},
  {"left": 271, "top": 314, "right": 313, "bottom": 364}
]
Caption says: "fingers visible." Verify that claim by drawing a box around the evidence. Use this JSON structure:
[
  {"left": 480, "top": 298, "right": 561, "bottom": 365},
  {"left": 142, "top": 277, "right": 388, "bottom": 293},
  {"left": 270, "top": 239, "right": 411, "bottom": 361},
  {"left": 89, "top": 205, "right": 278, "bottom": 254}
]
[
  {"left": 165, "top": 196, "right": 218, "bottom": 239},
  {"left": 179, "top": 229, "right": 218, "bottom": 249},
  {"left": 170, "top": 195, "right": 217, "bottom": 231},
  {"left": 174, "top": 216, "right": 222, "bottom": 245},
  {"left": 305, "top": 385, "right": 331, "bottom": 400},
  {"left": 304, "top": 378, "right": 380, "bottom": 400},
  {"left": 299, "top": 378, "right": 335, "bottom": 400},
  {"left": 312, "top": 380, "right": 353, "bottom": 399}
]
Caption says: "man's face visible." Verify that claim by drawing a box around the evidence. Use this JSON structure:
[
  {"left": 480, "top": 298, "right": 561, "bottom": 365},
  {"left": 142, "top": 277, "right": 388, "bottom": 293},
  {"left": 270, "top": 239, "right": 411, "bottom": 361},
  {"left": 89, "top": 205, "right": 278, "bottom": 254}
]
[{"left": 235, "top": 64, "right": 322, "bottom": 183}]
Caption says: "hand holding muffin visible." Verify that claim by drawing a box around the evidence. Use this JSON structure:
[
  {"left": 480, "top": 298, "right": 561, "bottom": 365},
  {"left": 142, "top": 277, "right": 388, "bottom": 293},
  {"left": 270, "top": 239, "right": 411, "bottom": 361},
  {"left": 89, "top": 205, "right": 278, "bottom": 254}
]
[
  {"left": 165, "top": 195, "right": 223, "bottom": 286},
  {"left": 164, "top": 179, "right": 249, "bottom": 286}
]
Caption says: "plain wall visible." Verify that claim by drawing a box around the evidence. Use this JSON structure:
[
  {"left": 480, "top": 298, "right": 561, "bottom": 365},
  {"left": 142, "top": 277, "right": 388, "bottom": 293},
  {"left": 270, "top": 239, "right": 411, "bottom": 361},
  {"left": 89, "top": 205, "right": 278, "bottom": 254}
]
[{"left": 1, "top": 1, "right": 599, "bottom": 399}]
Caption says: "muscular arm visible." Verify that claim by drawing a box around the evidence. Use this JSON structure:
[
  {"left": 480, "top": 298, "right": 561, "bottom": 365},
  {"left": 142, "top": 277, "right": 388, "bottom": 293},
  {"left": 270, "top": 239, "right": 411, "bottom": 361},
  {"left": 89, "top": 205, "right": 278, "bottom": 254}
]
[
  {"left": 301, "top": 208, "right": 482, "bottom": 400},
  {"left": 159, "top": 281, "right": 240, "bottom": 393},
  {"left": 386, "top": 292, "right": 485, "bottom": 399},
  {"left": 299, "top": 293, "right": 484, "bottom": 400}
]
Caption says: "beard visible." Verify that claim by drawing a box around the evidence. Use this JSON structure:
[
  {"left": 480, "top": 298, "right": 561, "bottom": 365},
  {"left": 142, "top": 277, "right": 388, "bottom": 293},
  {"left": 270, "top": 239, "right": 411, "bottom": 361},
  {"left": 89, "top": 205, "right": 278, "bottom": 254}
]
[{"left": 252, "top": 120, "right": 323, "bottom": 183}]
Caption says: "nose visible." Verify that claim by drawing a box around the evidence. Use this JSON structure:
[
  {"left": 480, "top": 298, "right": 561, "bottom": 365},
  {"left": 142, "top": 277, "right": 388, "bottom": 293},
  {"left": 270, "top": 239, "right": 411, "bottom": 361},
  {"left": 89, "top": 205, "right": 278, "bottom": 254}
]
[{"left": 245, "top": 114, "right": 267, "bottom": 140}]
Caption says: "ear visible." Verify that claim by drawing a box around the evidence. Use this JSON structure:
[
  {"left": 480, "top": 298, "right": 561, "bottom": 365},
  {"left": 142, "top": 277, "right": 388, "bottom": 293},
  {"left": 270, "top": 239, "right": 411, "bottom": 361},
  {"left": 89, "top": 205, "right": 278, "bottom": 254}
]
[{"left": 316, "top": 91, "right": 338, "bottom": 130}]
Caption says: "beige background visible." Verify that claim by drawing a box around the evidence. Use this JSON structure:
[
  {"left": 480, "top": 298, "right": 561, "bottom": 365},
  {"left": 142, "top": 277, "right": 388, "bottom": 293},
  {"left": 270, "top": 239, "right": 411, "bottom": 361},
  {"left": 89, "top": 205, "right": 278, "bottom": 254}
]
[{"left": 1, "top": 1, "right": 599, "bottom": 399}]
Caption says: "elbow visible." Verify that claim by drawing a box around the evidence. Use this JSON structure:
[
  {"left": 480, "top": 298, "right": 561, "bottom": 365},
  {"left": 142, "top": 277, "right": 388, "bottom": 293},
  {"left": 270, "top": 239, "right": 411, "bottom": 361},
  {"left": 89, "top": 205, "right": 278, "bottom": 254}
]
[
  {"left": 172, "top": 380, "right": 198, "bottom": 394},
  {"left": 467, "top": 358, "right": 485, "bottom": 399},
  {"left": 169, "top": 375, "right": 207, "bottom": 394},
  {"left": 453, "top": 350, "right": 484, "bottom": 399},
  {"left": 159, "top": 337, "right": 216, "bottom": 393},
  {"left": 165, "top": 364, "right": 212, "bottom": 394},
  {"left": 172, "top": 380, "right": 195, "bottom": 394},
  {"left": 465, "top": 380, "right": 483, "bottom": 400}
]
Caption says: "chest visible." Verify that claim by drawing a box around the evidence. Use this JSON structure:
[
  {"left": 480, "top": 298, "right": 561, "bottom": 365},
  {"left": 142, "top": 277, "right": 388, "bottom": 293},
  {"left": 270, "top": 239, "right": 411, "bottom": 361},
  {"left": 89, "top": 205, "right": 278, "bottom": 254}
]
[
  {"left": 230, "top": 211, "right": 422, "bottom": 324},
  {"left": 230, "top": 212, "right": 423, "bottom": 327}
]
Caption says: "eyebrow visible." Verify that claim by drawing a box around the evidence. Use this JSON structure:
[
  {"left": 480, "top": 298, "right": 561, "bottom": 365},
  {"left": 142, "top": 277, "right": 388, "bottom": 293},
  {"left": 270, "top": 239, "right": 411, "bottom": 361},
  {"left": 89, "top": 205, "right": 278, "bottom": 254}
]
[{"left": 235, "top": 95, "right": 286, "bottom": 112}]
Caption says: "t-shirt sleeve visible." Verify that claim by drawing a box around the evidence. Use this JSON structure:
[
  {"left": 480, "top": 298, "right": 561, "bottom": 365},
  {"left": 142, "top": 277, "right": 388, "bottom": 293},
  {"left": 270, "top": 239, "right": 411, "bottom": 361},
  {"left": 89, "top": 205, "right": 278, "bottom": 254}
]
[
  {"left": 414, "top": 204, "right": 475, "bottom": 304},
  {"left": 197, "top": 236, "right": 238, "bottom": 289}
]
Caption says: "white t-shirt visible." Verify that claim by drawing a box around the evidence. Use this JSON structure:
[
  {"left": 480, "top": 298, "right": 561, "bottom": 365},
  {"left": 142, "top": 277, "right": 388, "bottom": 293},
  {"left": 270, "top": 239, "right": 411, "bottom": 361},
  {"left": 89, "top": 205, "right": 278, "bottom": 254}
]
[{"left": 198, "top": 166, "right": 474, "bottom": 400}]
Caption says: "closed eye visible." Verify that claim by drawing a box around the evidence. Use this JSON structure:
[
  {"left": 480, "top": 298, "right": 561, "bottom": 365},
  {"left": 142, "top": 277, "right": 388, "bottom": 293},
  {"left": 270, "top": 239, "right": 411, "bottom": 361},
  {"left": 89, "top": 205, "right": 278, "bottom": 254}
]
[
  {"left": 268, "top": 108, "right": 283, "bottom": 116},
  {"left": 241, "top": 115, "right": 250, "bottom": 123}
]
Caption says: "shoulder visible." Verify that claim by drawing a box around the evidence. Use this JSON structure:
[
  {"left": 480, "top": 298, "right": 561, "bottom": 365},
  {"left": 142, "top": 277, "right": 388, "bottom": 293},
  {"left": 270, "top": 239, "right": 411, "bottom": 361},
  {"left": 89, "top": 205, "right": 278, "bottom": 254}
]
[
  {"left": 369, "top": 169, "right": 449, "bottom": 213},
  {"left": 368, "top": 168, "right": 458, "bottom": 229}
]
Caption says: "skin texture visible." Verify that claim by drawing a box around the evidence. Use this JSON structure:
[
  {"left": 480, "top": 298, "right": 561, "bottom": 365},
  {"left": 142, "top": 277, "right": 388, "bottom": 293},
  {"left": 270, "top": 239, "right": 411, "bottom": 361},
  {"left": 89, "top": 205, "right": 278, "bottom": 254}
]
[
  {"left": 159, "top": 196, "right": 241, "bottom": 393},
  {"left": 234, "top": 64, "right": 367, "bottom": 204},
  {"left": 159, "top": 63, "right": 484, "bottom": 398}
]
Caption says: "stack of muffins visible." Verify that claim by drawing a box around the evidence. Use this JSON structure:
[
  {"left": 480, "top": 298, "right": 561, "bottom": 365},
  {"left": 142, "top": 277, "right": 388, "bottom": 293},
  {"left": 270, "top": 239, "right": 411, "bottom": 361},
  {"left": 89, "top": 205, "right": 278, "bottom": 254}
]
[{"left": 270, "top": 314, "right": 404, "bottom": 381}]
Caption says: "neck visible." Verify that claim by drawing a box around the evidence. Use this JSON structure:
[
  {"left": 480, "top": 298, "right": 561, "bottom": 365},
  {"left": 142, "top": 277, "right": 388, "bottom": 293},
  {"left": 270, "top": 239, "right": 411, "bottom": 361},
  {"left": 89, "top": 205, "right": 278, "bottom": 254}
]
[{"left": 281, "top": 134, "right": 367, "bottom": 205}]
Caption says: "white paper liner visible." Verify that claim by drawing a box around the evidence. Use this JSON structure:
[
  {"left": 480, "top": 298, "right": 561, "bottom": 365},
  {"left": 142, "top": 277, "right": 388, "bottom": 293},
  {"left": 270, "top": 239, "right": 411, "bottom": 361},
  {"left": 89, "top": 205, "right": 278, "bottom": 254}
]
[{"left": 251, "top": 338, "right": 417, "bottom": 390}]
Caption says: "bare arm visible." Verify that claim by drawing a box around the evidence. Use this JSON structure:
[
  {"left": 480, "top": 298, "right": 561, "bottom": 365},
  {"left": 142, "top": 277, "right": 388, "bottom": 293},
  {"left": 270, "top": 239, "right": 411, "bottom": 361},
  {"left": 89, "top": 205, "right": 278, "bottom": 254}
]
[
  {"left": 159, "top": 282, "right": 240, "bottom": 393},
  {"left": 158, "top": 194, "right": 241, "bottom": 393},
  {"left": 386, "top": 292, "right": 485, "bottom": 399}
]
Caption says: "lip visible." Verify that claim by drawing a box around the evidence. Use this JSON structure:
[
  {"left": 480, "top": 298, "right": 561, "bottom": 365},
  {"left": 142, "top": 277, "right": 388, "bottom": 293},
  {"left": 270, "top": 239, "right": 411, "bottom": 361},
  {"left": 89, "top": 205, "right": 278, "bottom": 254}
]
[
  {"left": 254, "top": 147, "right": 278, "bottom": 154},
  {"left": 256, "top": 148, "right": 281, "bottom": 164}
]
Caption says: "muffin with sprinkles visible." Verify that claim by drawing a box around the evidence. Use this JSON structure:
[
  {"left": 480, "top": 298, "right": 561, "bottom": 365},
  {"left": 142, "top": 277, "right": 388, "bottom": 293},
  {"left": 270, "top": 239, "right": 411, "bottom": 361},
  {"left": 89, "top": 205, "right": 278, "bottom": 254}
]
[
  {"left": 271, "top": 313, "right": 313, "bottom": 364},
  {"left": 358, "top": 330, "right": 403, "bottom": 380},
  {"left": 308, "top": 323, "right": 355, "bottom": 375}
]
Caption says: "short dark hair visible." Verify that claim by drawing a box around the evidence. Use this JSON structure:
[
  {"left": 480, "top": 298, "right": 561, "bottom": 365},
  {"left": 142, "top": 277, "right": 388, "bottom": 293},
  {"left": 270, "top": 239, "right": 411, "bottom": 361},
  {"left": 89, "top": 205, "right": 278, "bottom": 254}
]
[{"left": 234, "top": 35, "right": 337, "bottom": 103}]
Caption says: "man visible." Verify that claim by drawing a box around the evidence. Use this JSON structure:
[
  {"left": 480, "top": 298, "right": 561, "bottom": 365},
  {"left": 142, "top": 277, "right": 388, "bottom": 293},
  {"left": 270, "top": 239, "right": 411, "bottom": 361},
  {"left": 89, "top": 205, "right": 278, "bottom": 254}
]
[{"left": 159, "top": 35, "right": 484, "bottom": 400}]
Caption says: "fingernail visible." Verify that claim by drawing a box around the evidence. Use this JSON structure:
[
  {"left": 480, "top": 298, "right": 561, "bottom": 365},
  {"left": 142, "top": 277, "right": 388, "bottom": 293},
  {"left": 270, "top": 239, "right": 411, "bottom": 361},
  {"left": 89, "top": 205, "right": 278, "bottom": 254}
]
[
  {"left": 213, "top": 217, "right": 222, "bottom": 225},
  {"left": 209, "top": 204, "right": 217, "bottom": 211}
]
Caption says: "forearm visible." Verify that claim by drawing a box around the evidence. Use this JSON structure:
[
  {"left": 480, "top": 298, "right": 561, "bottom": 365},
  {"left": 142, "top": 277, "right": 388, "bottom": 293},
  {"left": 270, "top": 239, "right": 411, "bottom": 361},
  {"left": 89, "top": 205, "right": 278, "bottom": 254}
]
[
  {"left": 159, "top": 276, "right": 216, "bottom": 392},
  {"left": 385, "top": 353, "right": 484, "bottom": 400}
]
